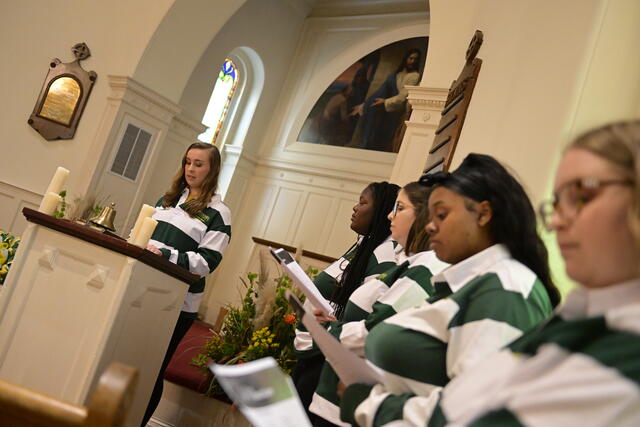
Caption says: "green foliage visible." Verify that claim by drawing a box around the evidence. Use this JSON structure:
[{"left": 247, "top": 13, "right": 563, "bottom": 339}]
[
  {"left": 90, "top": 203, "right": 104, "bottom": 219},
  {"left": 53, "top": 190, "right": 67, "bottom": 219},
  {"left": 0, "top": 230, "right": 20, "bottom": 285},
  {"left": 193, "top": 266, "right": 319, "bottom": 398}
]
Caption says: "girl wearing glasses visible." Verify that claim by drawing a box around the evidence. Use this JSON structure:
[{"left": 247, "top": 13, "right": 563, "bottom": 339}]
[
  {"left": 293, "top": 181, "right": 400, "bottom": 422},
  {"left": 428, "top": 121, "right": 640, "bottom": 426},
  {"left": 339, "top": 153, "right": 560, "bottom": 426},
  {"left": 310, "top": 181, "right": 449, "bottom": 426}
]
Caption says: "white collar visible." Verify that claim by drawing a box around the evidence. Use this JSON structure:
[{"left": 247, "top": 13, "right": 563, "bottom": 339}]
[
  {"left": 431, "top": 244, "right": 510, "bottom": 293},
  {"left": 178, "top": 188, "right": 221, "bottom": 207},
  {"left": 559, "top": 278, "right": 640, "bottom": 319},
  {"left": 393, "top": 240, "right": 408, "bottom": 264}
]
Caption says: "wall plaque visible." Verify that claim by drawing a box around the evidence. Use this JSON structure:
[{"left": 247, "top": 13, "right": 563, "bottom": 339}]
[
  {"left": 28, "top": 43, "right": 97, "bottom": 140},
  {"left": 424, "top": 30, "right": 483, "bottom": 173}
]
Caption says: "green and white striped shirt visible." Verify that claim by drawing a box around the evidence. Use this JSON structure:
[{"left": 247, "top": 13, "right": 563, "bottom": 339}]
[
  {"left": 149, "top": 189, "right": 231, "bottom": 315},
  {"left": 294, "top": 237, "right": 400, "bottom": 357},
  {"left": 429, "top": 278, "right": 640, "bottom": 427},
  {"left": 340, "top": 244, "right": 553, "bottom": 426},
  {"left": 310, "top": 251, "right": 449, "bottom": 425}
]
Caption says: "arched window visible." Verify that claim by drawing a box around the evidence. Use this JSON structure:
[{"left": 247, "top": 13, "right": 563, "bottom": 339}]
[
  {"left": 203, "top": 47, "right": 264, "bottom": 201},
  {"left": 198, "top": 58, "right": 239, "bottom": 145}
]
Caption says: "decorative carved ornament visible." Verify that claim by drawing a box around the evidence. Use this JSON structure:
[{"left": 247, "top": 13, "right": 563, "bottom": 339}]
[
  {"left": 410, "top": 99, "right": 447, "bottom": 109},
  {"left": 28, "top": 43, "right": 97, "bottom": 140},
  {"left": 423, "top": 30, "right": 483, "bottom": 173}
]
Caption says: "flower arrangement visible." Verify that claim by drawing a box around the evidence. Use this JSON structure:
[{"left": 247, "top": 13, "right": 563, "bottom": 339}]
[
  {"left": 192, "top": 253, "right": 318, "bottom": 398},
  {"left": 0, "top": 230, "right": 21, "bottom": 285}
]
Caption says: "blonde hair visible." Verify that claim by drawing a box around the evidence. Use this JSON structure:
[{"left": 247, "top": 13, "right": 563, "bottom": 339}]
[
  {"left": 569, "top": 120, "right": 640, "bottom": 245},
  {"left": 162, "top": 142, "right": 221, "bottom": 216}
]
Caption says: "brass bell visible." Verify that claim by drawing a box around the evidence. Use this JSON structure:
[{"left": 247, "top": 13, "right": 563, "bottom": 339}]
[{"left": 90, "top": 202, "right": 117, "bottom": 232}]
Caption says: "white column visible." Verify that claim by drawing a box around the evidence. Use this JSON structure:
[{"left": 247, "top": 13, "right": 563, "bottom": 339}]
[{"left": 389, "top": 86, "right": 448, "bottom": 185}]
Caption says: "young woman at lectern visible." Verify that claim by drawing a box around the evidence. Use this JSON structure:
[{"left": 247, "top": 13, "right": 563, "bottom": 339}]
[{"left": 141, "top": 142, "right": 232, "bottom": 426}]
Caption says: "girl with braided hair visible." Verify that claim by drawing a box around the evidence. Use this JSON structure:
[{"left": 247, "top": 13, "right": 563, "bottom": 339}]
[
  {"left": 292, "top": 181, "right": 400, "bottom": 423},
  {"left": 309, "top": 180, "right": 449, "bottom": 426}
]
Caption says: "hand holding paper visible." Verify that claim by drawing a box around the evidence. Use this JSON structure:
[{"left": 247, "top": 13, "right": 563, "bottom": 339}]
[
  {"left": 313, "top": 308, "right": 336, "bottom": 323},
  {"left": 286, "top": 291, "right": 381, "bottom": 387},
  {"left": 210, "top": 357, "right": 311, "bottom": 427},
  {"left": 270, "top": 247, "right": 334, "bottom": 316}
]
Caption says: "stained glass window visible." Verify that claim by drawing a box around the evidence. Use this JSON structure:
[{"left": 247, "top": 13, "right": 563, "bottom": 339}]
[{"left": 198, "top": 58, "right": 239, "bottom": 144}]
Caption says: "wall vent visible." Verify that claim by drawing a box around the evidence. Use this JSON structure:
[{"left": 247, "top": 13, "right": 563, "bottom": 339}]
[{"left": 110, "top": 123, "right": 152, "bottom": 181}]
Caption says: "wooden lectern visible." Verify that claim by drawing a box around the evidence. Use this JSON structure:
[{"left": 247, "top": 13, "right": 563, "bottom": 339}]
[{"left": 0, "top": 208, "right": 199, "bottom": 427}]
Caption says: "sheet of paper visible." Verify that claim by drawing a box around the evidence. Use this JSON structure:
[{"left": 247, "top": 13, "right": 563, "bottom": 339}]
[
  {"left": 286, "top": 291, "right": 382, "bottom": 386},
  {"left": 210, "top": 357, "right": 311, "bottom": 427},
  {"left": 269, "top": 247, "right": 334, "bottom": 316}
]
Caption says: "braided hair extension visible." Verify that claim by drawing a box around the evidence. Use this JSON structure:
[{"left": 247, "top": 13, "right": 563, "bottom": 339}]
[
  {"left": 421, "top": 154, "right": 561, "bottom": 307},
  {"left": 330, "top": 182, "right": 400, "bottom": 319}
]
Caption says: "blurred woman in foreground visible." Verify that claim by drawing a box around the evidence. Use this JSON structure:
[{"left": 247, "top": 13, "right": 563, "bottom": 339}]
[{"left": 430, "top": 121, "right": 640, "bottom": 426}]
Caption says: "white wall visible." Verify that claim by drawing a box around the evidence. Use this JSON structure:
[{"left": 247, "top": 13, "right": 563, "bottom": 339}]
[
  {"left": 420, "top": 0, "right": 640, "bottom": 206},
  {"left": 0, "top": 1, "right": 174, "bottom": 207},
  {"left": 0, "top": 0, "right": 260, "bottom": 236},
  {"left": 392, "top": 0, "right": 640, "bottom": 295},
  {"left": 133, "top": 0, "right": 248, "bottom": 103}
]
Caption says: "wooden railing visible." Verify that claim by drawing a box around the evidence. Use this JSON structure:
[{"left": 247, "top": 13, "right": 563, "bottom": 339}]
[{"left": 251, "top": 237, "right": 337, "bottom": 264}]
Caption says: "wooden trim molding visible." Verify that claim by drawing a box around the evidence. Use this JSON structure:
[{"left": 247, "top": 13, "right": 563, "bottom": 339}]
[{"left": 251, "top": 237, "right": 337, "bottom": 264}]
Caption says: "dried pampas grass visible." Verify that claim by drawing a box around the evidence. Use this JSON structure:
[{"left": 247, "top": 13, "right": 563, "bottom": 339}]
[{"left": 252, "top": 249, "right": 279, "bottom": 330}]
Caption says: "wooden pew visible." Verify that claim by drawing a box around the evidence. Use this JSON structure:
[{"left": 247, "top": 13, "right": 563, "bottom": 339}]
[{"left": 0, "top": 362, "right": 138, "bottom": 427}]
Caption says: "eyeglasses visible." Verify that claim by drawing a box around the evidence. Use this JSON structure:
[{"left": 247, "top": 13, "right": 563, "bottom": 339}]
[
  {"left": 391, "top": 201, "right": 401, "bottom": 218},
  {"left": 538, "top": 177, "right": 632, "bottom": 231},
  {"left": 391, "top": 201, "right": 414, "bottom": 218}
]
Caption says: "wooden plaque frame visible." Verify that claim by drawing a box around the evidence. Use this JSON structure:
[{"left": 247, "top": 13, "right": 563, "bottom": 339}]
[
  {"left": 424, "top": 30, "right": 484, "bottom": 173},
  {"left": 28, "top": 43, "right": 97, "bottom": 141}
]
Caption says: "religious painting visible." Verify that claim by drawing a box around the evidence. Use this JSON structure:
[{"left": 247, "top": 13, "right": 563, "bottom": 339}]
[{"left": 297, "top": 37, "right": 428, "bottom": 153}]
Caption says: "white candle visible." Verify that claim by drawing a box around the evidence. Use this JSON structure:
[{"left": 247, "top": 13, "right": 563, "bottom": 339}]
[
  {"left": 127, "top": 204, "right": 156, "bottom": 243},
  {"left": 38, "top": 192, "right": 62, "bottom": 215},
  {"left": 45, "top": 167, "right": 70, "bottom": 195},
  {"left": 132, "top": 217, "right": 158, "bottom": 248}
]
